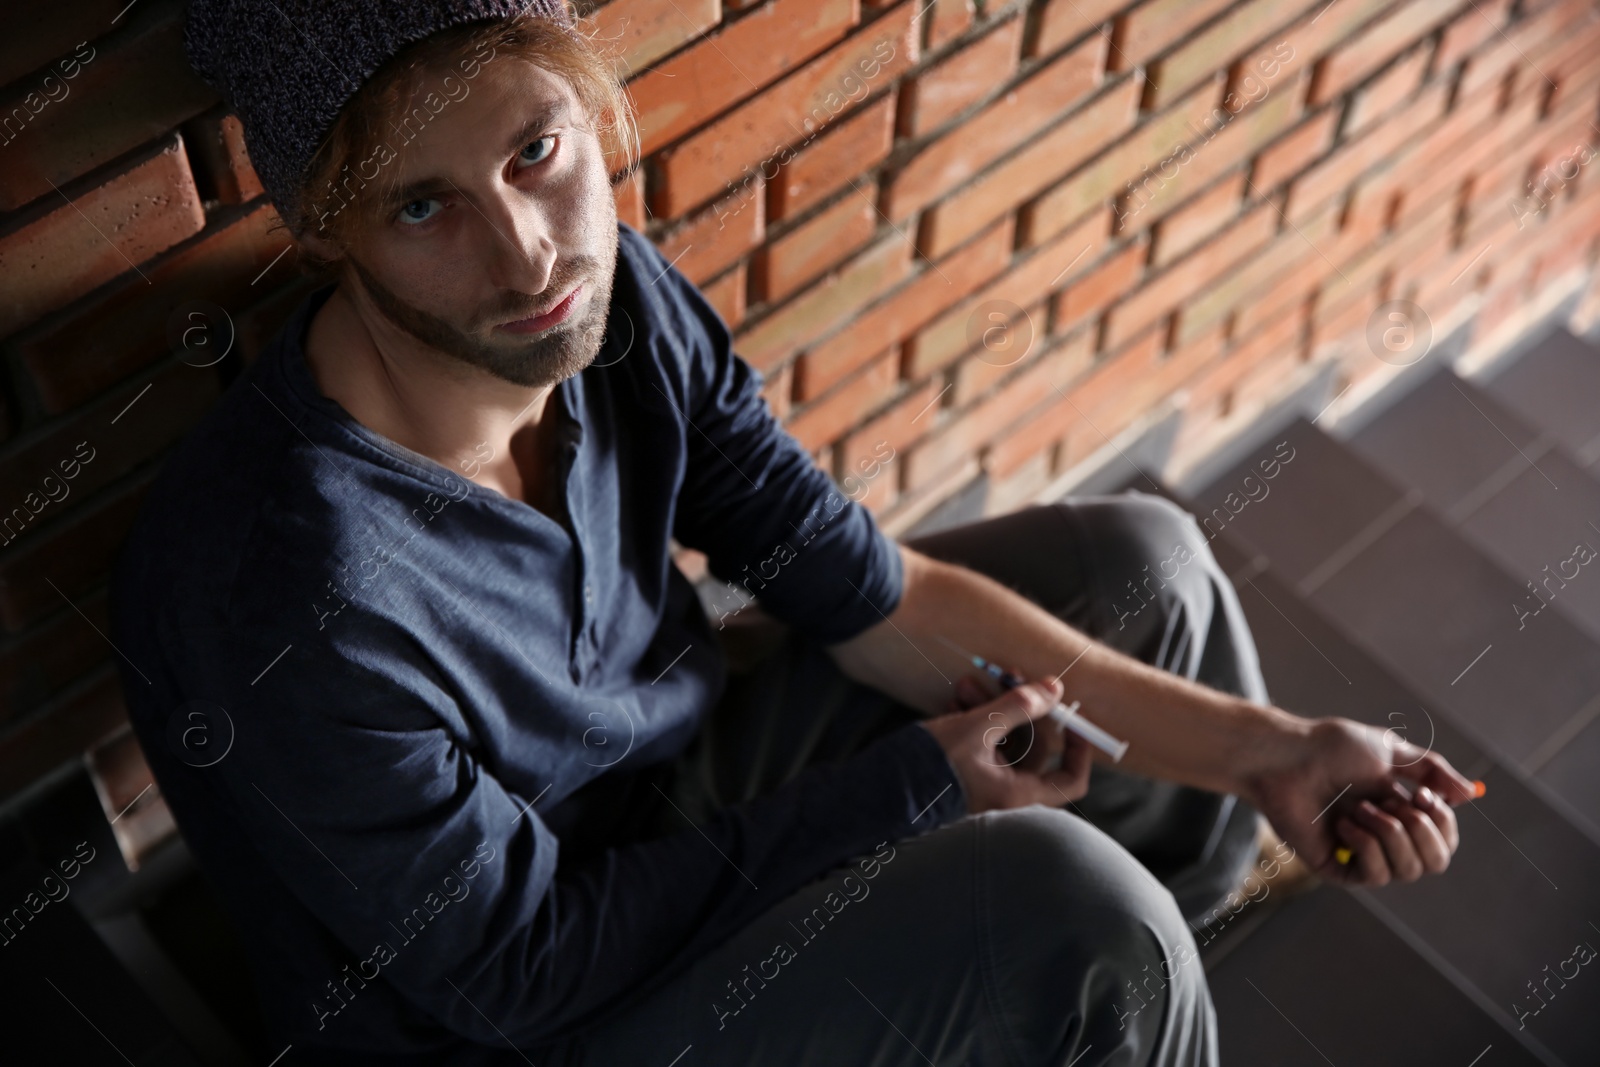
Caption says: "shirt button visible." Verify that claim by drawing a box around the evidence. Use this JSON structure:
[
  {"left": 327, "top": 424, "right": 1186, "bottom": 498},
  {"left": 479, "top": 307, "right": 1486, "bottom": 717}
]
[{"left": 583, "top": 582, "right": 594, "bottom": 602}]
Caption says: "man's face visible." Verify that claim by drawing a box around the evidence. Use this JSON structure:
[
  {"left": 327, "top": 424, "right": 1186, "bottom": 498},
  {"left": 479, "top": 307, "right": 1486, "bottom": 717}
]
[{"left": 334, "top": 56, "right": 619, "bottom": 389}]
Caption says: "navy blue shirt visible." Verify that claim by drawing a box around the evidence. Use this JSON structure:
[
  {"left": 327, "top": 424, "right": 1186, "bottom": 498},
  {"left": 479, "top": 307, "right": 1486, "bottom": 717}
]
[{"left": 109, "top": 220, "right": 966, "bottom": 1061}]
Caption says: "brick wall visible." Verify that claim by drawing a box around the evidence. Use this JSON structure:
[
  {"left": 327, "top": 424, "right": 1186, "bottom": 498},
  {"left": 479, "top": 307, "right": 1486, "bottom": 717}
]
[{"left": 3, "top": 0, "right": 1600, "bottom": 843}]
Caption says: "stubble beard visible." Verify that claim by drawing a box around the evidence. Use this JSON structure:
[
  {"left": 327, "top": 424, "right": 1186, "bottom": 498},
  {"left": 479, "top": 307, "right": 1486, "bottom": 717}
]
[{"left": 348, "top": 229, "right": 618, "bottom": 389}]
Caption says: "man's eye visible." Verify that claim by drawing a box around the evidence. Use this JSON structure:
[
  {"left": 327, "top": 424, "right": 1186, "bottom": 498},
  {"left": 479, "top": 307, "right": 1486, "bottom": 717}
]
[
  {"left": 399, "top": 198, "right": 441, "bottom": 226},
  {"left": 517, "top": 136, "right": 557, "bottom": 168}
]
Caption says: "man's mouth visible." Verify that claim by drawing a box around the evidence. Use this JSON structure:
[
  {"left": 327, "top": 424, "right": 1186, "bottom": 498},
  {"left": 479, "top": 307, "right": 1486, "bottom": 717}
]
[{"left": 495, "top": 283, "right": 584, "bottom": 334}]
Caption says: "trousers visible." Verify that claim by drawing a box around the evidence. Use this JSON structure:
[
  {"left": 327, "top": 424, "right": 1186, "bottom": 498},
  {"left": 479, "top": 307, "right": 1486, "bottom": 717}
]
[{"left": 539, "top": 491, "right": 1271, "bottom": 1067}]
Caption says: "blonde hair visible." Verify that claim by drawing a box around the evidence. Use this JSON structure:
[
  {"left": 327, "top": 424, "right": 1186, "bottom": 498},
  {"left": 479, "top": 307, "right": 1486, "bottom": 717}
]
[{"left": 281, "top": 8, "right": 638, "bottom": 283}]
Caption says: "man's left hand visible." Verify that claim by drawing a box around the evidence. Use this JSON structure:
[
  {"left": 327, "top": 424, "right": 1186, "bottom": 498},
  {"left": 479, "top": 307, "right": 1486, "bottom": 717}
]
[{"left": 1242, "top": 717, "right": 1478, "bottom": 887}]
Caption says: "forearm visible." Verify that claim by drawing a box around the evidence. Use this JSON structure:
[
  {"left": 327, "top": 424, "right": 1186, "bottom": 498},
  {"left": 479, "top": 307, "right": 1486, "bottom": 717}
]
[{"left": 827, "top": 543, "right": 1307, "bottom": 799}]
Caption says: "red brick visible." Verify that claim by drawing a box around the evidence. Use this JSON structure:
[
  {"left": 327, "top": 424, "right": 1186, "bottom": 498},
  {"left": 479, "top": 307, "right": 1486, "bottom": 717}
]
[
  {"left": 15, "top": 203, "right": 289, "bottom": 413},
  {"left": 1285, "top": 82, "right": 1451, "bottom": 224},
  {"left": 1053, "top": 236, "right": 1147, "bottom": 335},
  {"left": 925, "top": 0, "right": 977, "bottom": 51},
  {"left": 186, "top": 111, "right": 265, "bottom": 206},
  {"left": 0, "top": 666, "right": 125, "bottom": 803},
  {"left": 0, "top": 134, "right": 206, "bottom": 339},
  {"left": 1250, "top": 107, "right": 1337, "bottom": 191},
  {"left": 1308, "top": 0, "right": 1459, "bottom": 107},
  {"left": 905, "top": 13, "right": 1023, "bottom": 137},
  {"left": 0, "top": 3, "right": 125, "bottom": 88},
  {"left": 758, "top": 182, "right": 878, "bottom": 302},
  {"left": 1435, "top": 0, "right": 1513, "bottom": 71},
  {"left": 902, "top": 333, "right": 1090, "bottom": 488},
  {"left": 0, "top": 358, "right": 217, "bottom": 529},
  {"left": 771, "top": 92, "right": 896, "bottom": 221},
  {"left": 1020, "top": 75, "right": 1224, "bottom": 247},
  {"left": 236, "top": 275, "right": 322, "bottom": 367},
  {"left": 588, "top": 0, "right": 721, "bottom": 79},
  {"left": 920, "top": 76, "right": 1139, "bottom": 258},
  {"left": 655, "top": 177, "right": 765, "bottom": 286},
  {"left": 784, "top": 350, "right": 900, "bottom": 453},
  {"left": 0, "top": 587, "right": 108, "bottom": 727},
  {"left": 952, "top": 297, "right": 1052, "bottom": 406},
  {"left": 759, "top": 359, "right": 793, "bottom": 420},
  {"left": 627, "top": 0, "right": 857, "bottom": 156},
  {"left": 1178, "top": 198, "right": 1340, "bottom": 347},
  {"left": 908, "top": 206, "right": 1112, "bottom": 378},
  {"left": 1031, "top": 0, "right": 1121, "bottom": 59},
  {"left": 701, "top": 266, "right": 747, "bottom": 330},
  {"left": 1145, "top": 0, "right": 1315, "bottom": 111},
  {"left": 985, "top": 449, "right": 1055, "bottom": 512},
  {"left": 839, "top": 378, "right": 946, "bottom": 474},
  {"left": 1101, "top": 199, "right": 1280, "bottom": 348},
  {"left": 1118, "top": 0, "right": 1236, "bottom": 71},
  {"left": 0, "top": 4, "right": 215, "bottom": 211},
  {"left": 613, "top": 166, "right": 645, "bottom": 231},
  {"left": 1057, "top": 325, "right": 1168, "bottom": 441},
  {"left": 0, "top": 472, "right": 152, "bottom": 634},
  {"left": 886, "top": 31, "right": 1106, "bottom": 221},
  {"left": 1457, "top": 0, "right": 1590, "bottom": 102},
  {"left": 1344, "top": 44, "right": 1431, "bottom": 136},
  {"left": 1212, "top": 0, "right": 1397, "bottom": 114},
  {"left": 1152, "top": 172, "right": 1246, "bottom": 265},
  {"left": 796, "top": 216, "right": 1014, "bottom": 399},
  {"left": 979, "top": 327, "right": 1107, "bottom": 476},
  {"left": 735, "top": 228, "right": 914, "bottom": 373},
  {"left": 1119, "top": 69, "right": 1305, "bottom": 226},
  {"left": 90, "top": 724, "right": 177, "bottom": 868},
  {"left": 653, "top": 4, "right": 919, "bottom": 219}
]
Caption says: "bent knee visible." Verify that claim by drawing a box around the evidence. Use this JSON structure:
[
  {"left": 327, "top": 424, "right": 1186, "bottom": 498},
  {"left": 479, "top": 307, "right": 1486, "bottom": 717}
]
[
  {"left": 978, "top": 806, "right": 1193, "bottom": 952},
  {"left": 976, "top": 808, "right": 1214, "bottom": 1060}
]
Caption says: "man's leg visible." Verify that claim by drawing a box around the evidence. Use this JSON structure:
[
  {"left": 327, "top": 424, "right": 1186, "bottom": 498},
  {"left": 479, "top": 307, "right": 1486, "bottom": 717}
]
[{"left": 540, "top": 805, "right": 1216, "bottom": 1066}]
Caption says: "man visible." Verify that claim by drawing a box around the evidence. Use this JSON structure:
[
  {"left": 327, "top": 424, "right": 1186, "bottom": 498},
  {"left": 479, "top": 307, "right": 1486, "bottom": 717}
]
[{"left": 110, "top": 2, "right": 1478, "bottom": 1064}]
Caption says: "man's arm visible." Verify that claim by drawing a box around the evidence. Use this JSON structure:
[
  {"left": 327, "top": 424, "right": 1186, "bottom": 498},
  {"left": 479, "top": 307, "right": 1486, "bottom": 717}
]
[{"left": 827, "top": 543, "right": 1480, "bottom": 886}]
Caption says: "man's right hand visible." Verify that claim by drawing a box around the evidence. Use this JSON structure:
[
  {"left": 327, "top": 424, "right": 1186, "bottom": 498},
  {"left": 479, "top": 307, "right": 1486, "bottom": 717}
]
[{"left": 919, "top": 676, "right": 1093, "bottom": 814}]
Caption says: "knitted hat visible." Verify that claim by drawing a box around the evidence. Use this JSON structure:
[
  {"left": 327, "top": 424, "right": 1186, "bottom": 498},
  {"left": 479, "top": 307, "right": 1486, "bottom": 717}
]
[{"left": 184, "top": 0, "right": 576, "bottom": 230}]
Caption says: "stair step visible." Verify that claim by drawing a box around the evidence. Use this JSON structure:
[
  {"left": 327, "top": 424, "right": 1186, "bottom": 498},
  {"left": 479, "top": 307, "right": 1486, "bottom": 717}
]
[
  {"left": 1208, "top": 887, "right": 1545, "bottom": 1066},
  {"left": 1198, "top": 553, "right": 1600, "bottom": 1066},
  {"left": 1484, "top": 325, "right": 1600, "bottom": 473},
  {"left": 1189, "top": 419, "right": 1600, "bottom": 834},
  {"left": 1348, "top": 366, "right": 1600, "bottom": 645}
]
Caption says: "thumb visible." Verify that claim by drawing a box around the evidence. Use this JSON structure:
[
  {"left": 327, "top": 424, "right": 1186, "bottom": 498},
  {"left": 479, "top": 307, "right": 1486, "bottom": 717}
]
[{"left": 1394, "top": 747, "right": 1477, "bottom": 807}]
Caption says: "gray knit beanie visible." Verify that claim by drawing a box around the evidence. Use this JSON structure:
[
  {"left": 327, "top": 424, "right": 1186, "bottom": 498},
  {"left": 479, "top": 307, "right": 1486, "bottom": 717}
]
[{"left": 183, "top": 0, "right": 576, "bottom": 230}]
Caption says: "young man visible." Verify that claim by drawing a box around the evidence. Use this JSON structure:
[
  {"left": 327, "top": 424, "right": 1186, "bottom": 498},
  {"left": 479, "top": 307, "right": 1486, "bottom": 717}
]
[{"left": 110, "top": 2, "right": 1478, "bottom": 1064}]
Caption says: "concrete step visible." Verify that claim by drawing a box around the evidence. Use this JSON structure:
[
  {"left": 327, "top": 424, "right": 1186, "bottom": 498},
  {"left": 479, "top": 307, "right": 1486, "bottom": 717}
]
[
  {"left": 1347, "top": 365, "right": 1600, "bottom": 646},
  {"left": 1483, "top": 325, "right": 1600, "bottom": 475},
  {"left": 1187, "top": 418, "right": 1600, "bottom": 837},
  {"left": 1207, "top": 887, "right": 1547, "bottom": 1067}
]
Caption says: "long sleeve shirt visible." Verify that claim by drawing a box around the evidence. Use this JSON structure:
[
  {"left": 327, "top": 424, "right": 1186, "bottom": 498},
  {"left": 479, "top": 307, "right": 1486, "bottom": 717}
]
[{"left": 108, "top": 219, "right": 968, "bottom": 1063}]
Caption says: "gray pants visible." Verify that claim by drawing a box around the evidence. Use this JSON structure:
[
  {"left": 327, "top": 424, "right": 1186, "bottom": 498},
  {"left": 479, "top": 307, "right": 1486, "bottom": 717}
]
[{"left": 545, "top": 492, "right": 1268, "bottom": 1067}]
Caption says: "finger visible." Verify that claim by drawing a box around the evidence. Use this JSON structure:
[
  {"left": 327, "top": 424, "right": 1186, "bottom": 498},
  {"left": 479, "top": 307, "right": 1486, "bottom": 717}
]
[
  {"left": 1395, "top": 749, "right": 1477, "bottom": 807},
  {"left": 1335, "top": 815, "right": 1389, "bottom": 886},
  {"left": 1353, "top": 799, "right": 1424, "bottom": 882},
  {"left": 1013, "top": 728, "right": 1057, "bottom": 775},
  {"left": 1412, "top": 784, "right": 1459, "bottom": 852},
  {"left": 1379, "top": 796, "right": 1451, "bottom": 874},
  {"left": 1061, "top": 729, "right": 1093, "bottom": 782},
  {"left": 979, "top": 682, "right": 1060, "bottom": 735}
]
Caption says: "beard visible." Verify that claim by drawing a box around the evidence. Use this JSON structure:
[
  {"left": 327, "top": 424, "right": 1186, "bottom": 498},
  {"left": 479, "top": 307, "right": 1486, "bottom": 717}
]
[{"left": 347, "top": 231, "right": 618, "bottom": 389}]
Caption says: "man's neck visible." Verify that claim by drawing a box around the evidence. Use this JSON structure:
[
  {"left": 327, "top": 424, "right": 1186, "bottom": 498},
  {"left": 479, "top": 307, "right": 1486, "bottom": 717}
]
[{"left": 303, "top": 284, "right": 560, "bottom": 512}]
